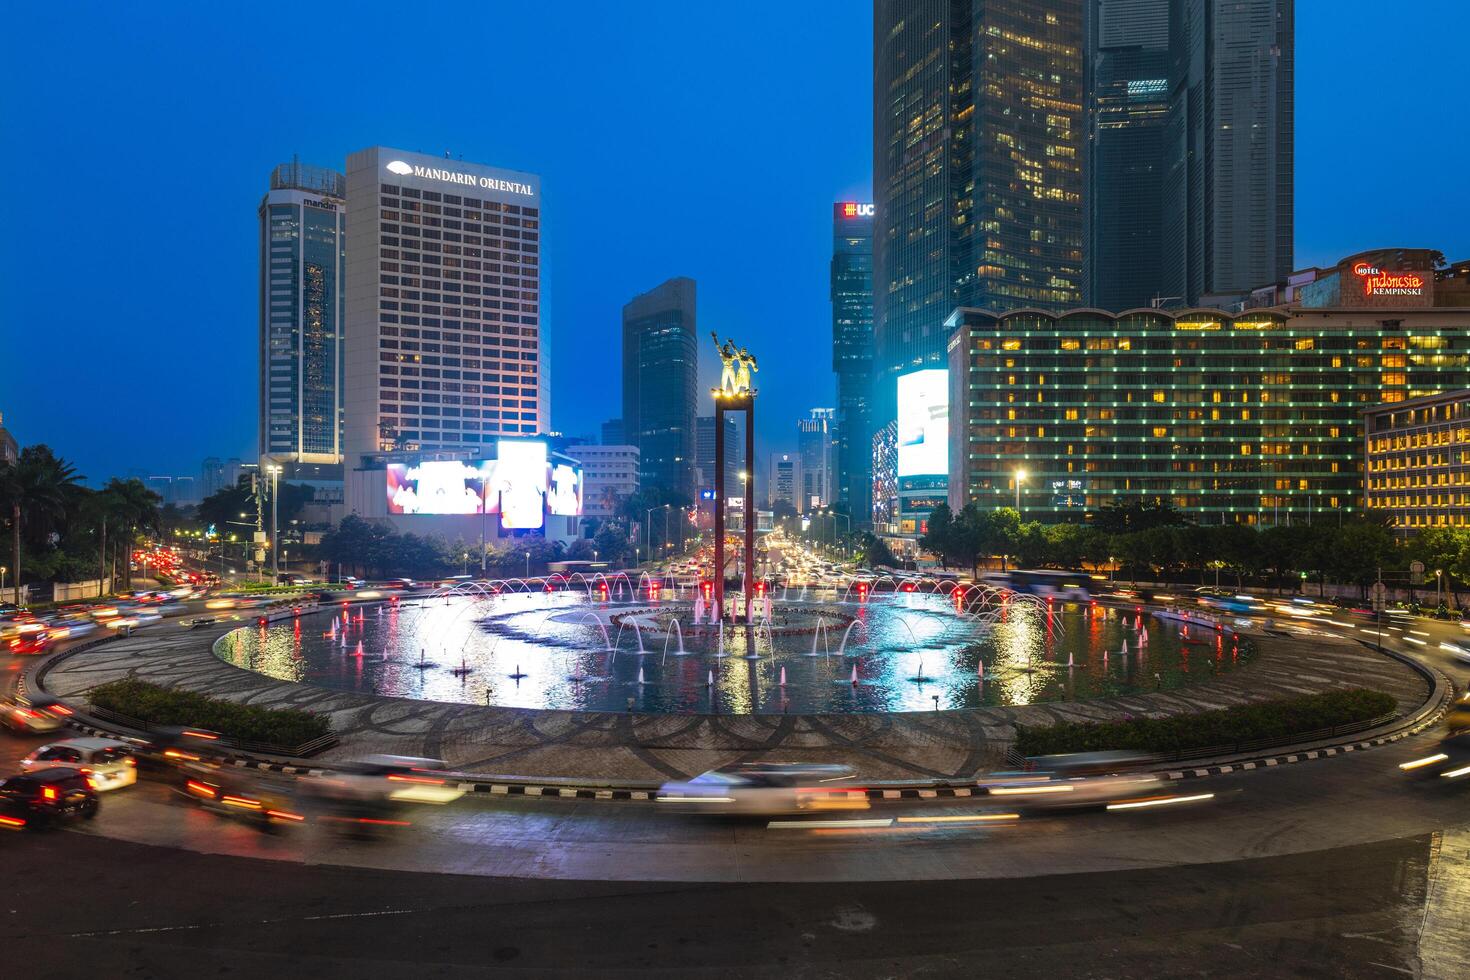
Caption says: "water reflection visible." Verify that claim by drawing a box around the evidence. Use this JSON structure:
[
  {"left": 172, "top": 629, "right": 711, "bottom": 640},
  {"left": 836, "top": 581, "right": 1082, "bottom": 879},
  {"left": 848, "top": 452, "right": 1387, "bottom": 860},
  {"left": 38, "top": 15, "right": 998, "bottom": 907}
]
[{"left": 219, "top": 593, "right": 1251, "bottom": 715}]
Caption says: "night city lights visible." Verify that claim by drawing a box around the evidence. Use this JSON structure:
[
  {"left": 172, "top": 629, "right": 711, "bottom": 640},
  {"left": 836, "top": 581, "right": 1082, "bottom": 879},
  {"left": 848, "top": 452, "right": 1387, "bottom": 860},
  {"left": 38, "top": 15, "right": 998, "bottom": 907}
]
[{"left": 3, "top": 2, "right": 1470, "bottom": 977}]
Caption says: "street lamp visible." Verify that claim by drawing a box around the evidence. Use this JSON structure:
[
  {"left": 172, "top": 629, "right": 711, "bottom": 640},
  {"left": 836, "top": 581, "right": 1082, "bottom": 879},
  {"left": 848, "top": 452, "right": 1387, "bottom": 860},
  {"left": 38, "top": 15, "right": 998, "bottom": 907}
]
[
  {"left": 265, "top": 463, "right": 283, "bottom": 581},
  {"left": 1436, "top": 568, "right": 1444, "bottom": 608},
  {"left": 1014, "top": 469, "right": 1028, "bottom": 514},
  {"left": 524, "top": 550, "right": 531, "bottom": 579}
]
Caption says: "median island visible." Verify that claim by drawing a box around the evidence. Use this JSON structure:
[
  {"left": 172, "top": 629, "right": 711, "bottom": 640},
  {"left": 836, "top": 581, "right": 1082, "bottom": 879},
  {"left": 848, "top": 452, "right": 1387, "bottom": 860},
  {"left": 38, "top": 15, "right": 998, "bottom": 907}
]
[
  {"left": 1016, "top": 689, "right": 1397, "bottom": 758},
  {"left": 88, "top": 678, "right": 331, "bottom": 750}
]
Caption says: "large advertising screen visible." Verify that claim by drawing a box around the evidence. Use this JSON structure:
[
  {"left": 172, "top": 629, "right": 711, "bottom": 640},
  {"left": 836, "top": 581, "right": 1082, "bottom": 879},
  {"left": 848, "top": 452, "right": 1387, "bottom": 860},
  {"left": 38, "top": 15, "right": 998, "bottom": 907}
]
[
  {"left": 384, "top": 440, "right": 582, "bottom": 527},
  {"left": 386, "top": 461, "right": 492, "bottom": 515},
  {"left": 896, "top": 369, "right": 949, "bottom": 478},
  {"left": 491, "top": 440, "right": 548, "bottom": 529}
]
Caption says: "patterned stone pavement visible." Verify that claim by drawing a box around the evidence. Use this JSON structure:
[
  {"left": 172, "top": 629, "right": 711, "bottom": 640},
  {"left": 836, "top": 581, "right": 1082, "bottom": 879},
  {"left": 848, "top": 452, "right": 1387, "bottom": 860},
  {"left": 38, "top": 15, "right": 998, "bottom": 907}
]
[{"left": 38, "top": 620, "right": 1428, "bottom": 782}]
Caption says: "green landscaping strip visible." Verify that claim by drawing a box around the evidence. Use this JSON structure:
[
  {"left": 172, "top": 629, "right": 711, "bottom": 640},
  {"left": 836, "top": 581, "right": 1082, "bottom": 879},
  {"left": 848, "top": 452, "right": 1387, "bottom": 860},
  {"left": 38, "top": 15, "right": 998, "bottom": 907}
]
[
  {"left": 87, "top": 678, "right": 330, "bottom": 747},
  {"left": 1015, "top": 688, "right": 1397, "bottom": 757}
]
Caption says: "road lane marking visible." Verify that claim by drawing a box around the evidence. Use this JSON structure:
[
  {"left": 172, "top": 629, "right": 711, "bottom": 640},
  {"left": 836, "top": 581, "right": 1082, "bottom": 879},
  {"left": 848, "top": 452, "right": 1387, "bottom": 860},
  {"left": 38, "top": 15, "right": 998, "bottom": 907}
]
[{"left": 767, "top": 818, "right": 893, "bottom": 829}]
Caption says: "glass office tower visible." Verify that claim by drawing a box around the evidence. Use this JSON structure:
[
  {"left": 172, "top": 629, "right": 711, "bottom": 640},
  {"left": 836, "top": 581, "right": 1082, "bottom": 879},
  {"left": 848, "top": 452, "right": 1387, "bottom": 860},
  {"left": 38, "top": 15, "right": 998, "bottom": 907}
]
[
  {"left": 1083, "top": 0, "right": 1171, "bottom": 311},
  {"left": 874, "top": 0, "right": 1084, "bottom": 426},
  {"left": 831, "top": 202, "right": 874, "bottom": 527},
  {"left": 622, "top": 277, "right": 697, "bottom": 503},
  {"left": 258, "top": 159, "right": 346, "bottom": 466}
]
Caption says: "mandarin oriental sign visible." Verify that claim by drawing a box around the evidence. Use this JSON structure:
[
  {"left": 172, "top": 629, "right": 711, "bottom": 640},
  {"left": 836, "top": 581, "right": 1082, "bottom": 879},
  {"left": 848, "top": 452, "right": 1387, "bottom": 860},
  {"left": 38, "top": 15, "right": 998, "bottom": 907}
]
[
  {"left": 1354, "top": 262, "right": 1427, "bottom": 298},
  {"left": 384, "top": 159, "right": 535, "bottom": 197}
]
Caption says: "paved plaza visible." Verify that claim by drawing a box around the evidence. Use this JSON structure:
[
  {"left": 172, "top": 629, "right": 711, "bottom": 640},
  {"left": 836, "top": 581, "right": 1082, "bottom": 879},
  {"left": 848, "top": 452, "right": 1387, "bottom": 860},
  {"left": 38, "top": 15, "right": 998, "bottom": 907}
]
[{"left": 39, "top": 614, "right": 1429, "bottom": 782}]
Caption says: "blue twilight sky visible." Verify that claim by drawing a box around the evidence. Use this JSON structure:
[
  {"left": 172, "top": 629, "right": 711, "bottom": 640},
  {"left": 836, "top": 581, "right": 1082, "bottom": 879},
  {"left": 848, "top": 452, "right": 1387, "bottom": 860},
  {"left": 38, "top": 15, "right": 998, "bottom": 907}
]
[{"left": 1, "top": 1, "right": 1467, "bottom": 486}]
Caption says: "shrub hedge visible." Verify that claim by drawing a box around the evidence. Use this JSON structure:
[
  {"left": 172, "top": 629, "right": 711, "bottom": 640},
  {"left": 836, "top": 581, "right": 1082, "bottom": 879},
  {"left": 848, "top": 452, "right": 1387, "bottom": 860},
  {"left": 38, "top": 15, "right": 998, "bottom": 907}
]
[
  {"left": 1016, "top": 688, "right": 1397, "bottom": 757},
  {"left": 87, "top": 679, "right": 330, "bottom": 748}
]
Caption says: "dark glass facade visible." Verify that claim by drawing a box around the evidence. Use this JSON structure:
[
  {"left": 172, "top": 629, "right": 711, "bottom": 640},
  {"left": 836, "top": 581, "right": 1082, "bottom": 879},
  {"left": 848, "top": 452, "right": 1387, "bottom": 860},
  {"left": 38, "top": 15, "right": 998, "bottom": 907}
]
[
  {"left": 947, "top": 305, "right": 1470, "bottom": 525},
  {"left": 1083, "top": 0, "right": 1170, "bottom": 311},
  {"left": 259, "top": 161, "right": 347, "bottom": 464},
  {"left": 622, "top": 278, "right": 697, "bottom": 502},
  {"left": 831, "top": 202, "right": 875, "bottom": 527},
  {"left": 874, "top": 0, "right": 1084, "bottom": 424},
  {"left": 1159, "top": 0, "right": 1293, "bottom": 305}
]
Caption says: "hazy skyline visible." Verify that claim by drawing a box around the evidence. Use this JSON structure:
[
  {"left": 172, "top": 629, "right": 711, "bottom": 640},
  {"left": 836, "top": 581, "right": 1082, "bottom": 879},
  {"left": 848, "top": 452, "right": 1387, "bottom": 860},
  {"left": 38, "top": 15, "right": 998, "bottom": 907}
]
[{"left": 2, "top": 1, "right": 1466, "bottom": 485}]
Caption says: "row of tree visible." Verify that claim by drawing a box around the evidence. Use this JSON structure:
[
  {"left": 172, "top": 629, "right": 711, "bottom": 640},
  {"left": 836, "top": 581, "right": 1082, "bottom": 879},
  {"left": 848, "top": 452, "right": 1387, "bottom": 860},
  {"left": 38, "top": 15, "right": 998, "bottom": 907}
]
[
  {"left": 0, "top": 444, "right": 164, "bottom": 601},
  {"left": 918, "top": 501, "right": 1414, "bottom": 597}
]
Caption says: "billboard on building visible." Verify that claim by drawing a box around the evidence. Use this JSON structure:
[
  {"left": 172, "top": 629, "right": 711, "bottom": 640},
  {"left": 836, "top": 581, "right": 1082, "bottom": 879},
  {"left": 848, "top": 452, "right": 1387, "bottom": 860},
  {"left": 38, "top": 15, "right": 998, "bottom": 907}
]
[
  {"left": 386, "top": 461, "right": 492, "bottom": 515},
  {"left": 896, "top": 369, "right": 949, "bottom": 477},
  {"left": 384, "top": 440, "right": 581, "bottom": 527}
]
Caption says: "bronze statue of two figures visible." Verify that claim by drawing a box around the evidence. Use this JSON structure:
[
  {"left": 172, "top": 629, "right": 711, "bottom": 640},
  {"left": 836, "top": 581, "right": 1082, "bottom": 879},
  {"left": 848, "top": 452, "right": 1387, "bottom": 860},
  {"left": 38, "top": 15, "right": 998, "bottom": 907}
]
[{"left": 712, "top": 332, "right": 757, "bottom": 398}]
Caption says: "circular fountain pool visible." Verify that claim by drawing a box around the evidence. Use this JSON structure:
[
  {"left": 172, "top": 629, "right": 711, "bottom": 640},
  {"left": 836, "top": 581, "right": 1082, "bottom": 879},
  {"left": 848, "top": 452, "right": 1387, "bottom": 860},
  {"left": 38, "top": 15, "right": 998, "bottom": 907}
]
[{"left": 216, "top": 580, "right": 1251, "bottom": 715}]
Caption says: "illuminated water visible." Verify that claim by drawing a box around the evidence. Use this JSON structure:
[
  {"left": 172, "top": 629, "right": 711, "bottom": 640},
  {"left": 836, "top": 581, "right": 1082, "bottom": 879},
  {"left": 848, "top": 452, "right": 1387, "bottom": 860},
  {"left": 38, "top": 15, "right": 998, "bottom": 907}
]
[{"left": 217, "top": 591, "right": 1251, "bottom": 715}]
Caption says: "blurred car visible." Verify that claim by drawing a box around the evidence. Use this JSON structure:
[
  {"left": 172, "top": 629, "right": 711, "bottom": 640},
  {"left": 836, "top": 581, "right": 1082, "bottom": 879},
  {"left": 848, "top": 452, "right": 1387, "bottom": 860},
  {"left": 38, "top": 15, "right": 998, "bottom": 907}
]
[
  {"left": 21, "top": 738, "right": 137, "bottom": 791},
  {"left": 0, "top": 695, "right": 72, "bottom": 734},
  {"left": 657, "top": 763, "right": 858, "bottom": 815},
  {"left": 977, "top": 771, "right": 1168, "bottom": 810},
  {"left": 0, "top": 768, "right": 99, "bottom": 830},
  {"left": 177, "top": 760, "right": 304, "bottom": 829},
  {"left": 7, "top": 624, "right": 52, "bottom": 654}
]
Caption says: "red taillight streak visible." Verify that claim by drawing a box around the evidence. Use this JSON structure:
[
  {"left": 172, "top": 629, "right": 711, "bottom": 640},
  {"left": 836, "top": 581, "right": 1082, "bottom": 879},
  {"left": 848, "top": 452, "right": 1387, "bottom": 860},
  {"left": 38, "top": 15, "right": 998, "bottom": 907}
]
[
  {"left": 265, "top": 809, "right": 305, "bottom": 822},
  {"left": 186, "top": 780, "right": 218, "bottom": 798},
  {"left": 0, "top": 815, "right": 26, "bottom": 828},
  {"left": 386, "top": 774, "right": 444, "bottom": 785}
]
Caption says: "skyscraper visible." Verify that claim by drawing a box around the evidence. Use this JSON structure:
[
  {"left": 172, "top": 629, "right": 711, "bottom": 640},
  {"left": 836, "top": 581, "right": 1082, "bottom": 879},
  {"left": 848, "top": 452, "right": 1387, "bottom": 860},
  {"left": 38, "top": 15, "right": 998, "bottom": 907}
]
[
  {"left": 696, "top": 414, "right": 739, "bottom": 502},
  {"left": 798, "top": 408, "right": 836, "bottom": 514},
  {"left": 259, "top": 159, "right": 346, "bottom": 468},
  {"left": 873, "top": 0, "right": 1084, "bottom": 424},
  {"left": 622, "top": 278, "right": 697, "bottom": 503},
  {"left": 1159, "top": 0, "right": 1293, "bottom": 305},
  {"left": 342, "top": 147, "right": 545, "bottom": 461},
  {"left": 831, "top": 201, "right": 874, "bottom": 528},
  {"left": 1083, "top": 0, "right": 1171, "bottom": 311},
  {"left": 769, "top": 453, "right": 801, "bottom": 513}
]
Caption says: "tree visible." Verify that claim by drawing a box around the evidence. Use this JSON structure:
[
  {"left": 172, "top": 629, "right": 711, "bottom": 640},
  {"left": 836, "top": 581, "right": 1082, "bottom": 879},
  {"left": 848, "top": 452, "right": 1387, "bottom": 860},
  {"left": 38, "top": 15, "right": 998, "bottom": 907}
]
[
  {"left": 919, "top": 502, "right": 953, "bottom": 568},
  {"left": 593, "top": 521, "right": 629, "bottom": 564},
  {"left": 566, "top": 538, "right": 597, "bottom": 561},
  {"left": 855, "top": 532, "right": 895, "bottom": 569},
  {"left": 0, "top": 445, "right": 85, "bottom": 603},
  {"left": 1094, "top": 498, "right": 1188, "bottom": 534}
]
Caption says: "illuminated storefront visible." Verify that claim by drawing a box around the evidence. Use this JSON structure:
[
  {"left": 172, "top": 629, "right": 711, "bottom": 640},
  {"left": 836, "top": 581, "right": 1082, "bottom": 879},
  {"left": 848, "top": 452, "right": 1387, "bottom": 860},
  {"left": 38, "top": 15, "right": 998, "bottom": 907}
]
[
  {"left": 946, "top": 305, "right": 1470, "bottom": 525},
  {"left": 1364, "top": 390, "right": 1470, "bottom": 531}
]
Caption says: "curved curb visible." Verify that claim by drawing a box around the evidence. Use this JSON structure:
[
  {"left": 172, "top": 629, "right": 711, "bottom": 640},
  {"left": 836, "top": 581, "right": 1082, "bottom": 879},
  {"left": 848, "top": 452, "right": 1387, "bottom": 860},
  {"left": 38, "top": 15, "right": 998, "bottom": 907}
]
[{"left": 22, "top": 605, "right": 1453, "bottom": 805}]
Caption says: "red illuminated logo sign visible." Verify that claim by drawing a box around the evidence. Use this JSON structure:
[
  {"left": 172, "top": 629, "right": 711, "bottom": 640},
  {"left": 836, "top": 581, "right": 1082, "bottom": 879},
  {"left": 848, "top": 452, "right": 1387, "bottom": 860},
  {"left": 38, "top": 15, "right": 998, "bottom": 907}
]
[
  {"left": 1354, "top": 262, "right": 1426, "bottom": 297},
  {"left": 840, "top": 202, "right": 874, "bottom": 218}
]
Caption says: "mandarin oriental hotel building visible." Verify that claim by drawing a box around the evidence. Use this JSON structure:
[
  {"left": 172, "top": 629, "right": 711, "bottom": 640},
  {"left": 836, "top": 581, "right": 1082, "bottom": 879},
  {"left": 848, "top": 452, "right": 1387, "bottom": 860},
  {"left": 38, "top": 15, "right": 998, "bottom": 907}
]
[
  {"left": 946, "top": 306, "right": 1470, "bottom": 525},
  {"left": 342, "top": 147, "right": 562, "bottom": 539}
]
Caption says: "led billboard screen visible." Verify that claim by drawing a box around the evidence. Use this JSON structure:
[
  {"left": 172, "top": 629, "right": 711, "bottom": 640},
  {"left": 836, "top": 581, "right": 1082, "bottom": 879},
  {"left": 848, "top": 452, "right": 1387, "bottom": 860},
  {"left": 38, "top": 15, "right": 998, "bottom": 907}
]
[
  {"left": 489, "top": 440, "right": 548, "bottom": 529},
  {"left": 548, "top": 462, "right": 583, "bottom": 517},
  {"left": 896, "top": 369, "right": 949, "bottom": 477},
  {"left": 386, "top": 461, "right": 491, "bottom": 515},
  {"left": 384, "top": 441, "right": 581, "bottom": 527}
]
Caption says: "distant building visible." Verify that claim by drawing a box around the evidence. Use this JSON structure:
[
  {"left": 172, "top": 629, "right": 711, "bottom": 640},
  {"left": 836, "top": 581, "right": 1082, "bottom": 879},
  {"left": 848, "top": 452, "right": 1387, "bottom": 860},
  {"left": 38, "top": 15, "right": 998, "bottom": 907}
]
[
  {"left": 259, "top": 158, "right": 346, "bottom": 467},
  {"left": 0, "top": 412, "right": 18, "bottom": 465},
  {"left": 769, "top": 453, "right": 801, "bottom": 512},
  {"left": 696, "top": 415, "right": 739, "bottom": 502},
  {"left": 622, "top": 277, "right": 697, "bottom": 503},
  {"left": 200, "top": 457, "right": 244, "bottom": 498},
  {"left": 600, "top": 418, "right": 625, "bottom": 446},
  {"left": 573, "top": 444, "right": 640, "bottom": 522},
  {"left": 871, "top": 421, "right": 898, "bottom": 536},
  {"left": 144, "top": 476, "right": 199, "bottom": 506},
  {"left": 797, "top": 409, "right": 835, "bottom": 513},
  {"left": 831, "top": 201, "right": 874, "bottom": 527}
]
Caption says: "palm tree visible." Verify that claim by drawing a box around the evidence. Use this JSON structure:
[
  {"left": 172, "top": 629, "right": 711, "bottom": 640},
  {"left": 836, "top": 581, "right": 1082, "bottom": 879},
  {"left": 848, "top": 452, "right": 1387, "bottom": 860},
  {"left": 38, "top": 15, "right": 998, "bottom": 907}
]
[
  {"left": 0, "top": 445, "right": 84, "bottom": 605},
  {"left": 100, "top": 478, "right": 162, "bottom": 589}
]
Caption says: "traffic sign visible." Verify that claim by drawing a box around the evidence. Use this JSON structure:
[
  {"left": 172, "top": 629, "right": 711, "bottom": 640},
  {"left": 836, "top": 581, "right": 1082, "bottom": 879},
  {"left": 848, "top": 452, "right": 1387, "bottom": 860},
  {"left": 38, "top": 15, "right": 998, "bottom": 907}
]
[{"left": 1370, "top": 581, "right": 1388, "bottom": 613}]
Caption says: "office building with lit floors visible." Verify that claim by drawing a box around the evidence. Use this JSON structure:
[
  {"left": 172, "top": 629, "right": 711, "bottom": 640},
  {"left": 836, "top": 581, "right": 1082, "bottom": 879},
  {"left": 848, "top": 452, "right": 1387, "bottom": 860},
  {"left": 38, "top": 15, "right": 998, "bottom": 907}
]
[
  {"left": 573, "top": 444, "right": 640, "bottom": 524},
  {"left": 340, "top": 147, "right": 569, "bottom": 542},
  {"left": 1364, "top": 391, "right": 1470, "bottom": 532},
  {"left": 622, "top": 277, "right": 698, "bottom": 504},
  {"left": 832, "top": 201, "right": 874, "bottom": 527},
  {"left": 259, "top": 159, "right": 347, "bottom": 482},
  {"left": 945, "top": 300, "right": 1470, "bottom": 526}
]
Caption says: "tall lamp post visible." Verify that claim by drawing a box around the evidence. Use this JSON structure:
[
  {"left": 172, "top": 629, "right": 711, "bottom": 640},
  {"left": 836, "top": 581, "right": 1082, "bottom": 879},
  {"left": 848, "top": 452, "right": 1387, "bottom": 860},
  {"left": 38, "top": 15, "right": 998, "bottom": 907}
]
[
  {"left": 266, "top": 463, "right": 282, "bottom": 581},
  {"left": 1014, "top": 468, "right": 1027, "bottom": 516}
]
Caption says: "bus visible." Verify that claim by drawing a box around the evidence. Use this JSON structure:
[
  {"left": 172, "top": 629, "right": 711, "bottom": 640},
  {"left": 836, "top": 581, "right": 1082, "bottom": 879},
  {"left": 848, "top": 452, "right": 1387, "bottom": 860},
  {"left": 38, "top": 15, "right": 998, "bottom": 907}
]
[{"left": 981, "top": 569, "right": 1092, "bottom": 601}]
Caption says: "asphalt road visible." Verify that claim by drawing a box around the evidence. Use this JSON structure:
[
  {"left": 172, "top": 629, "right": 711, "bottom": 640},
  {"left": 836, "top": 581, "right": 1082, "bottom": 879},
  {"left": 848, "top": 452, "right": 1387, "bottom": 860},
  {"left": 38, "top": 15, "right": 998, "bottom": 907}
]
[{"left": 3, "top": 599, "right": 1469, "bottom": 976}]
